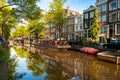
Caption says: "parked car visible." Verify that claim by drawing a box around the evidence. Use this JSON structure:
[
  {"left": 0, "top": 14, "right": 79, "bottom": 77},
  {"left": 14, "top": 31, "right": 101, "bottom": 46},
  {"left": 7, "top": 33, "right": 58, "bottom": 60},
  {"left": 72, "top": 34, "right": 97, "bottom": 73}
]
[
  {"left": 68, "top": 39, "right": 75, "bottom": 45},
  {"left": 103, "top": 40, "right": 120, "bottom": 49}
]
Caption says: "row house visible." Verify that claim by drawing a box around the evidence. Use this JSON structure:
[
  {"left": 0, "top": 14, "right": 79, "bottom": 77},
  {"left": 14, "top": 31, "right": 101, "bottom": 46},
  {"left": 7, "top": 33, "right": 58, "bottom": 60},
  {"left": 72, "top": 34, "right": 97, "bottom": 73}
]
[
  {"left": 96, "top": 0, "right": 120, "bottom": 43},
  {"left": 74, "top": 14, "right": 83, "bottom": 41},
  {"left": 108, "top": 0, "right": 120, "bottom": 39},
  {"left": 96, "top": 0, "right": 109, "bottom": 43},
  {"left": 63, "top": 6, "right": 83, "bottom": 41},
  {"left": 83, "top": 5, "right": 95, "bottom": 38},
  {"left": 48, "top": 6, "right": 83, "bottom": 41}
]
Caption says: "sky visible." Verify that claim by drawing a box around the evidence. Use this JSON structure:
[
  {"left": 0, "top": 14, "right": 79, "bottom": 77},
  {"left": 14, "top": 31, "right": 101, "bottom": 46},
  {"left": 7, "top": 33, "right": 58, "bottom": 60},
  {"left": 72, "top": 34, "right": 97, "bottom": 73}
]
[{"left": 37, "top": 0, "right": 96, "bottom": 14}]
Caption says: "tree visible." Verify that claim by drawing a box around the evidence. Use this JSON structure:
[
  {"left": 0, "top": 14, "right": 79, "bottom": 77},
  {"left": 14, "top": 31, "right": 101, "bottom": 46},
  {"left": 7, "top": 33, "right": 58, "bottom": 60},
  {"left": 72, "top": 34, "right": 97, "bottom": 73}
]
[
  {"left": 90, "top": 7, "right": 99, "bottom": 42},
  {"left": 11, "top": 25, "right": 28, "bottom": 38},
  {"left": 47, "top": 0, "right": 68, "bottom": 39},
  {"left": 27, "top": 19, "right": 47, "bottom": 39},
  {"left": 0, "top": 1, "right": 17, "bottom": 39},
  {"left": 0, "top": 0, "right": 42, "bottom": 40}
]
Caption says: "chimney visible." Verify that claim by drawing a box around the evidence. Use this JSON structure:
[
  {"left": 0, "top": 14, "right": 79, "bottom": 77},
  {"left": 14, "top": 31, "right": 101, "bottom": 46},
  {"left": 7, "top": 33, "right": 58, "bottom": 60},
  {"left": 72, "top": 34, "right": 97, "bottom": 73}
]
[{"left": 67, "top": 6, "right": 70, "bottom": 16}]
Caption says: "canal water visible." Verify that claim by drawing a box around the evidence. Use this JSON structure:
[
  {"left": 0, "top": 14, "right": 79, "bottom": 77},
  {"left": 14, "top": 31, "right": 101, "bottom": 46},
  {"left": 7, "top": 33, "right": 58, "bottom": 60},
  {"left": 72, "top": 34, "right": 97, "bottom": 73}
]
[{"left": 1, "top": 47, "right": 120, "bottom": 80}]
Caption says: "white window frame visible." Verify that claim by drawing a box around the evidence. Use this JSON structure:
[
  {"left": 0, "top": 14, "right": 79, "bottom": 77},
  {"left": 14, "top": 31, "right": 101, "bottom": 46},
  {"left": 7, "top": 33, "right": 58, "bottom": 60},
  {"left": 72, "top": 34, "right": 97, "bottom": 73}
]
[
  {"left": 85, "top": 13, "right": 88, "bottom": 19},
  {"left": 118, "top": 0, "right": 120, "bottom": 8},
  {"left": 98, "top": 6, "right": 101, "bottom": 13},
  {"left": 109, "top": 12, "right": 117, "bottom": 22},
  {"left": 90, "top": 11, "right": 94, "bottom": 18},
  {"left": 115, "top": 24, "right": 120, "bottom": 35},
  {"left": 98, "top": 16, "right": 101, "bottom": 22},
  {"left": 102, "top": 15, "right": 106, "bottom": 22},
  {"left": 118, "top": 11, "right": 120, "bottom": 21},
  {"left": 109, "top": 0, "right": 117, "bottom": 11},
  {"left": 102, "top": 4, "right": 107, "bottom": 12}
]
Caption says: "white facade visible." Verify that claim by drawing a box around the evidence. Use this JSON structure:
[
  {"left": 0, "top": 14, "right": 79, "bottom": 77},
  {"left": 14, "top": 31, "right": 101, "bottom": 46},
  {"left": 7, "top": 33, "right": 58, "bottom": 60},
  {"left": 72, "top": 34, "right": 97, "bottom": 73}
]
[
  {"left": 74, "top": 14, "right": 83, "bottom": 41},
  {"left": 74, "top": 15, "right": 83, "bottom": 32}
]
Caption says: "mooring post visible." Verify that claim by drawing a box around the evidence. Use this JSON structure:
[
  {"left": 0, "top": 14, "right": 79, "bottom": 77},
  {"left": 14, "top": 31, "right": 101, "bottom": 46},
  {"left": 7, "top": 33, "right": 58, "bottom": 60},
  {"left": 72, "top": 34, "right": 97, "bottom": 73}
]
[{"left": 117, "top": 56, "right": 119, "bottom": 65}]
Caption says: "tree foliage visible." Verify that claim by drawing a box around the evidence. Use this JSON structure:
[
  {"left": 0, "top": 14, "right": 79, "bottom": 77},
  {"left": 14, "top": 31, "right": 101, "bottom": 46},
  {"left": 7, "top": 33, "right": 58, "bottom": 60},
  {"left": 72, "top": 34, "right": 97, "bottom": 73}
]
[
  {"left": 46, "top": 0, "right": 68, "bottom": 38},
  {"left": 0, "top": 0, "right": 48, "bottom": 40},
  {"left": 11, "top": 25, "right": 27, "bottom": 38},
  {"left": 0, "top": 0, "right": 17, "bottom": 39},
  {"left": 27, "top": 19, "right": 47, "bottom": 37},
  {"left": 90, "top": 7, "right": 99, "bottom": 42},
  {"left": 6, "top": 0, "right": 41, "bottom": 20}
]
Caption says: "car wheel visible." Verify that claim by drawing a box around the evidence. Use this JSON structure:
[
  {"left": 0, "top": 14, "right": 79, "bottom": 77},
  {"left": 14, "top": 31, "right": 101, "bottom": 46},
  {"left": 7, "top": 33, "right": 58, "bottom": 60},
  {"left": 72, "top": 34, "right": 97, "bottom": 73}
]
[{"left": 104, "top": 46, "right": 107, "bottom": 49}]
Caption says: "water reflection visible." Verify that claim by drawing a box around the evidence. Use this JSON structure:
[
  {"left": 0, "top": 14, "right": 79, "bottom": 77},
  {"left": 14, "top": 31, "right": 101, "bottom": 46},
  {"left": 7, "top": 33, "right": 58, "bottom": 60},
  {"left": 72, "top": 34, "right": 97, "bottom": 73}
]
[
  {"left": 8, "top": 47, "right": 120, "bottom": 80},
  {"left": 45, "top": 57, "right": 69, "bottom": 80},
  {"left": 9, "top": 48, "right": 47, "bottom": 80},
  {"left": 0, "top": 48, "right": 10, "bottom": 80},
  {"left": 39, "top": 48, "right": 120, "bottom": 80}
]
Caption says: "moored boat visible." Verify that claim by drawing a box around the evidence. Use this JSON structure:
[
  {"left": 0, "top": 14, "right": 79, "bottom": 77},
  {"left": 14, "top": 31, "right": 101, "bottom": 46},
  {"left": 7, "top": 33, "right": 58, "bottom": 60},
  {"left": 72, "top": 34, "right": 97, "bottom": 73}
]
[
  {"left": 80, "top": 47, "right": 99, "bottom": 55},
  {"left": 97, "top": 51, "right": 120, "bottom": 64}
]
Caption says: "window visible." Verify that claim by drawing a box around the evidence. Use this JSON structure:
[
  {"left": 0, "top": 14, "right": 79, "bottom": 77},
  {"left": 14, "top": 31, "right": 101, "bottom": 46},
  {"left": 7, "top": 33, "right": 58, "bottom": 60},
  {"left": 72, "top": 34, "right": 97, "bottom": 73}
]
[
  {"left": 80, "top": 24, "right": 83, "bottom": 30},
  {"left": 100, "top": 27, "right": 103, "bottom": 33},
  {"left": 84, "top": 20, "right": 89, "bottom": 28},
  {"left": 102, "top": 4, "right": 107, "bottom": 12},
  {"left": 104, "top": 27, "right": 107, "bottom": 33},
  {"left": 88, "top": 30, "right": 91, "bottom": 38},
  {"left": 90, "top": 19, "right": 93, "bottom": 26},
  {"left": 85, "top": 13, "right": 88, "bottom": 19},
  {"left": 118, "top": 11, "right": 120, "bottom": 20},
  {"left": 100, "top": 27, "right": 107, "bottom": 34},
  {"left": 90, "top": 11, "right": 94, "bottom": 18},
  {"left": 84, "top": 30, "right": 87, "bottom": 38},
  {"left": 98, "top": 6, "right": 101, "bottom": 13},
  {"left": 75, "top": 24, "right": 79, "bottom": 31},
  {"left": 98, "top": 16, "right": 101, "bottom": 22},
  {"left": 102, "top": 15, "right": 106, "bottom": 22},
  {"left": 109, "top": 24, "right": 114, "bottom": 37},
  {"left": 109, "top": 0, "right": 117, "bottom": 11},
  {"left": 109, "top": 12, "right": 117, "bottom": 22},
  {"left": 115, "top": 24, "right": 120, "bottom": 35},
  {"left": 118, "top": 0, "right": 120, "bottom": 8}
]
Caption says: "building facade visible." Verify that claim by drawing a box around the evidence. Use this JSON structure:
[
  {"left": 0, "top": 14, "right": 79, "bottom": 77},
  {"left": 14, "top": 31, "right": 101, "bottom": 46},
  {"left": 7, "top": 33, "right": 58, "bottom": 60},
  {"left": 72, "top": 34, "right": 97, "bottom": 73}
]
[
  {"left": 74, "top": 14, "right": 83, "bottom": 42},
  {"left": 48, "top": 6, "right": 81, "bottom": 41},
  {"left": 83, "top": 5, "right": 95, "bottom": 38},
  {"left": 96, "top": 0, "right": 109, "bottom": 43},
  {"left": 96, "top": 0, "right": 120, "bottom": 43},
  {"left": 108, "top": 0, "right": 120, "bottom": 39}
]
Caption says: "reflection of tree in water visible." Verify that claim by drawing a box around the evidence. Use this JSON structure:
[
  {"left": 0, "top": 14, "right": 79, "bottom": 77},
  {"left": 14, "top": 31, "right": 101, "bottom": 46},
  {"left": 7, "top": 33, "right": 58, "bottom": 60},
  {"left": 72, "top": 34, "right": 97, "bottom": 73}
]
[
  {"left": 8, "top": 56, "right": 26, "bottom": 80},
  {"left": 14, "top": 48, "right": 29, "bottom": 58},
  {"left": 91, "top": 61, "right": 99, "bottom": 80},
  {"left": 26, "top": 54, "right": 47, "bottom": 76},
  {"left": 44, "top": 58, "right": 69, "bottom": 80},
  {"left": 0, "top": 48, "right": 10, "bottom": 63},
  {"left": 15, "top": 48, "right": 47, "bottom": 77}
]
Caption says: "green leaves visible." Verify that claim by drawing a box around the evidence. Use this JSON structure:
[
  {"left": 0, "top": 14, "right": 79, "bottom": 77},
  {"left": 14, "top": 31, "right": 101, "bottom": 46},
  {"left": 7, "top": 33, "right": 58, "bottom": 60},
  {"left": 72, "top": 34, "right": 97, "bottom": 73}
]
[
  {"left": 0, "top": 0, "right": 44, "bottom": 39},
  {"left": 90, "top": 7, "right": 99, "bottom": 42},
  {"left": 46, "top": 0, "right": 68, "bottom": 38},
  {"left": 11, "top": 25, "right": 27, "bottom": 38},
  {"left": 27, "top": 19, "right": 47, "bottom": 36},
  {"left": 0, "top": 3, "right": 17, "bottom": 39}
]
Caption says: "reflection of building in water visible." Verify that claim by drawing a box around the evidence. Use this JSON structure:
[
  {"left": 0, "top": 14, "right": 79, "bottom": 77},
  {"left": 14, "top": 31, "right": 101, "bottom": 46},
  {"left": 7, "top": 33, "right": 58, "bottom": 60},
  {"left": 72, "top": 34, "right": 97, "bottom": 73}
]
[
  {"left": 97, "top": 61, "right": 120, "bottom": 80},
  {"left": 42, "top": 53, "right": 120, "bottom": 80}
]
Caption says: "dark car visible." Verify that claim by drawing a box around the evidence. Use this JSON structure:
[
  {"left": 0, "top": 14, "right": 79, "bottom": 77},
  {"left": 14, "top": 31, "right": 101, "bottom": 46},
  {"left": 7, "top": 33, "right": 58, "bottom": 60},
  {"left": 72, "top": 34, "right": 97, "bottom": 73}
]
[
  {"left": 68, "top": 39, "right": 75, "bottom": 45},
  {"left": 103, "top": 40, "right": 120, "bottom": 49}
]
